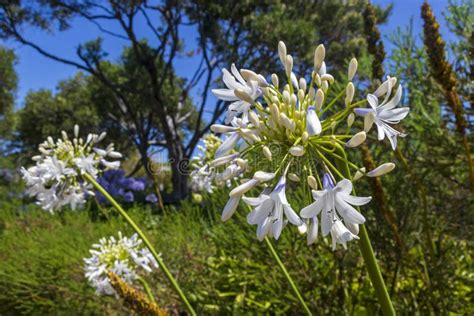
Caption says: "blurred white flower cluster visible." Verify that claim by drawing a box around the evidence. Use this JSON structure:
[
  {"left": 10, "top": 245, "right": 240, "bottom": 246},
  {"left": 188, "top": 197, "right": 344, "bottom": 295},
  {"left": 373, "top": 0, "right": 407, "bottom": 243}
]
[
  {"left": 208, "top": 41, "right": 409, "bottom": 249},
  {"left": 84, "top": 232, "right": 158, "bottom": 296},
  {"left": 21, "top": 125, "right": 122, "bottom": 212}
]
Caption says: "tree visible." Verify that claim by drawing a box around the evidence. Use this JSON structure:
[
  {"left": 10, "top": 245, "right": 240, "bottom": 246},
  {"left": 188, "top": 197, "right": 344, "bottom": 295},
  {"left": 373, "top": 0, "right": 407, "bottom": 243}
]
[
  {"left": 0, "top": 0, "right": 390, "bottom": 199},
  {"left": 0, "top": 46, "right": 17, "bottom": 141}
]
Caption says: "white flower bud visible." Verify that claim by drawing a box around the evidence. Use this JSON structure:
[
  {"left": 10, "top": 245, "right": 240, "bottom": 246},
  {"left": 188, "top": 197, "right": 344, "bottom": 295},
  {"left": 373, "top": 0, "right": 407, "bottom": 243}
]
[
  {"left": 229, "top": 179, "right": 258, "bottom": 197},
  {"left": 253, "top": 171, "right": 276, "bottom": 182},
  {"left": 345, "top": 82, "right": 355, "bottom": 106},
  {"left": 314, "top": 44, "right": 325, "bottom": 70},
  {"left": 278, "top": 41, "right": 287, "bottom": 66},
  {"left": 367, "top": 163, "right": 396, "bottom": 177},
  {"left": 290, "top": 94, "right": 297, "bottom": 107},
  {"left": 234, "top": 89, "right": 255, "bottom": 104},
  {"left": 240, "top": 69, "right": 267, "bottom": 86},
  {"left": 248, "top": 111, "right": 260, "bottom": 128},
  {"left": 321, "top": 74, "right": 334, "bottom": 84},
  {"left": 288, "top": 173, "right": 300, "bottom": 182},
  {"left": 271, "top": 73, "right": 279, "bottom": 88},
  {"left": 299, "top": 78, "right": 307, "bottom": 92},
  {"left": 308, "top": 87, "right": 315, "bottom": 100},
  {"left": 107, "top": 151, "right": 122, "bottom": 158},
  {"left": 298, "top": 89, "right": 305, "bottom": 103},
  {"left": 283, "top": 90, "right": 290, "bottom": 105},
  {"left": 290, "top": 72, "right": 299, "bottom": 90},
  {"left": 348, "top": 58, "right": 358, "bottom": 81},
  {"left": 302, "top": 131, "right": 309, "bottom": 143},
  {"left": 315, "top": 89, "right": 324, "bottom": 111},
  {"left": 210, "top": 124, "right": 238, "bottom": 133},
  {"left": 61, "top": 131, "right": 68, "bottom": 140},
  {"left": 289, "top": 145, "right": 305, "bottom": 157},
  {"left": 298, "top": 222, "right": 308, "bottom": 234},
  {"left": 347, "top": 113, "right": 355, "bottom": 128},
  {"left": 364, "top": 112, "right": 375, "bottom": 132},
  {"left": 285, "top": 55, "right": 293, "bottom": 77},
  {"left": 307, "top": 176, "right": 318, "bottom": 190},
  {"left": 263, "top": 146, "right": 272, "bottom": 161},
  {"left": 322, "top": 81, "right": 329, "bottom": 93},
  {"left": 353, "top": 167, "right": 366, "bottom": 181},
  {"left": 74, "top": 124, "right": 79, "bottom": 138},
  {"left": 345, "top": 131, "right": 366, "bottom": 148},
  {"left": 234, "top": 158, "right": 245, "bottom": 169},
  {"left": 210, "top": 153, "right": 239, "bottom": 167}
]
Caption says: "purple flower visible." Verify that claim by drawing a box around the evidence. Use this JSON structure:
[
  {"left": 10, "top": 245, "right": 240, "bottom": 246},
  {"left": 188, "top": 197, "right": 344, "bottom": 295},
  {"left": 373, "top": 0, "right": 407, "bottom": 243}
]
[
  {"left": 123, "top": 191, "right": 134, "bottom": 203},
  {"left": 145, "top": 193, "right": 158, "bottom": 204}
]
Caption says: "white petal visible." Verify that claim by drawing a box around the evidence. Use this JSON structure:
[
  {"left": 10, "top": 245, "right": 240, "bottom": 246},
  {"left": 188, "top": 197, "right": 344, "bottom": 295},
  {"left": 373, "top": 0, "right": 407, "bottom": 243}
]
[
  {"left": 306, "top": 106, "right": 322, "bottom": 136},
  {"left": 335, "top": 179, "right": 352, "bottom": 195},
  {"left": 321, "top": 208, "right": 333, "bottom": 237},
  {"left": 247, "top": 198, "right": 273, "bottom": 224},
  {"left": 215, "top": 133, "right": 240, "bottom": 158},
  {"left": 229, "top": 179, "right": 258, "bottom": 197},
  {"left": 222, "top": 196, "right": 240, "bottom": 221},
  {"left": 283, "top": 204, "right": 303, "bottom": 225},
  {"left": 231, "top": 64, "right": 246, "bottom": 86},
  {"left": 212, "top": 88, "right": 238, "bottom": 101},
  {"left": 335, "top": 195, "right": 366, "bottom": 224},
  {"left": 379, "top": 107, "right": 409, "bottom": 122},
  {"left": 253, "top": 171, "right": 276, "bottom": 182},
  {"left": 379, "top": 85, "right": 402, "bottom": 112},
  {"left": 242, "top": 194, "right": 270, "bottom": 206},
  {"left": 367, "top": 94, "right": 379, "bottom": 109},
  {"left": 376, "top": 122, "right": 386, "bottom": 140},
  {"left": 340, "top": 194, "right": 372, "bottom": 206},
  {"left": 366, "top": 163, "right": 395, "bottom": 177},
  {"left": 300, "top": 199, "right": 324, "bottom": 218},
  {"left": 307, "top": 217, "right": 319, "bottom": 245}
]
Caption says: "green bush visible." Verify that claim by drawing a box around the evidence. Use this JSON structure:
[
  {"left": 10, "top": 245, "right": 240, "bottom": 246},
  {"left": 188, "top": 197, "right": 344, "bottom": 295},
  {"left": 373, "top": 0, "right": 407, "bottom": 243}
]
[{"left": 0, "top": 192, "right": 472, "bottom": 315}]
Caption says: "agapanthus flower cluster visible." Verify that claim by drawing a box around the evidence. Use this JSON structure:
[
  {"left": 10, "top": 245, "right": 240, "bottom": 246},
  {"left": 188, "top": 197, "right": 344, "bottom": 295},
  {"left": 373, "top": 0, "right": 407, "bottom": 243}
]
[
  {"left": 190, "top": 133, "right": 244, "bottom": 193},
  {"left": 210, "top": 41, "right": 409, "bottom": 249},
  {"left": 84, "top": 232, "right": 158, "bottom": 296},
  {"left": 97, "top": 170, "right": 146, "bottom": 204},
  {"left": 20, "top": 125, "right": 122, "bottom": 212}
]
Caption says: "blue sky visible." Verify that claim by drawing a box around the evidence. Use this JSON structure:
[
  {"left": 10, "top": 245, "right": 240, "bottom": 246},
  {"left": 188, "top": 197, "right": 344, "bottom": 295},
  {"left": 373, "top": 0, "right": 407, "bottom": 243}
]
[{"left": 3, "top": 0, "right": 454, "bottom": 108}]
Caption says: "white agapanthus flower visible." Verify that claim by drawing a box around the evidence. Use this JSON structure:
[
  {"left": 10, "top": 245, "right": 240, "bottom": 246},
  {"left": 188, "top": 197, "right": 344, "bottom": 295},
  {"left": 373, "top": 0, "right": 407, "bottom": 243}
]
[
  {"left": 84, "top": 232, "right": 158, "bottom": 296},
  {"left": 212, "top": 64, "right": 263, "bottom": 124},
  {"left": 206, "top": 41, "right": 409, "bottom": 249},
  {"left": 20, "top": 125, "right": 122, "bottom": 212},
  {"left": 355, "top": 77, "right": 409, "bottom": 150},
  {"left": 301, "top": 173, "right": 371, "bottom": 249},
  {"left": 244, "top": 176, "right": 303, "bottom": 240}
]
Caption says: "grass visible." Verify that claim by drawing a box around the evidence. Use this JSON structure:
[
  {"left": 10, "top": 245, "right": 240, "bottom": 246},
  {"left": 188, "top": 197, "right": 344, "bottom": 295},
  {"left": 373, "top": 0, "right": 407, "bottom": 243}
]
[{"left": 0, "top": 191, "right": 472, "bottom": 315}]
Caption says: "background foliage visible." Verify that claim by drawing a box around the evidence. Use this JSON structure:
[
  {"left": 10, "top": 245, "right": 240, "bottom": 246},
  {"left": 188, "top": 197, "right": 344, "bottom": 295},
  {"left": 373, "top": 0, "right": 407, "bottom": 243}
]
[{"left": 0, "top": 0, "right": 472, "bottom": 315}]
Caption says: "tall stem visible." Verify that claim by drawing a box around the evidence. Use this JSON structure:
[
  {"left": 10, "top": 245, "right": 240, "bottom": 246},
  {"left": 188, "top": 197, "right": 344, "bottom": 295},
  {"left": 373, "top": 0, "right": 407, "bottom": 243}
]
[
  {"left": 336, "top": 147, "right": 395, "bottom": 315},
  {"left": 83, "top": 173, "right": 196, "bottom": 316},
  {"left": 264, "top": 237, "right": 312, "bottom": 315},
  {"left": 357, "top": 225, "right": 395, "bottom": 315}
]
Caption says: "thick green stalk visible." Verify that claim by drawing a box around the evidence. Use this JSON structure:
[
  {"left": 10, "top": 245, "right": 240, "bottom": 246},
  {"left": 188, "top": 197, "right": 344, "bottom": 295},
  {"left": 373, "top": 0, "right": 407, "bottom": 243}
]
[
  {"left": 83, "top": 173, "right": 196, "bottom": 316},
  {"left": 264, "top": 237, "right": 313, "bottom": 315},
  {"left": 336, "top": 146, "right": 395, "bottom": 315}
]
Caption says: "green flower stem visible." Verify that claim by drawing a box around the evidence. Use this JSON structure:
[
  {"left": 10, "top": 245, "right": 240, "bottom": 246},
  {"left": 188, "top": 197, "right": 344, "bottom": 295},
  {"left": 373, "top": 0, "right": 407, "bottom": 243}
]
[
  {"left": 264, "top": 237, "right": 312, "bottom": 315},
  {"left": 336, "top": 147, "right": 396, "bottom": 316},
  {"left": 83, "top": 173, "right": 197, "bottom": 316},
  {"left": 138, "top": 277, "right": 156, "bottom": 304}
]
